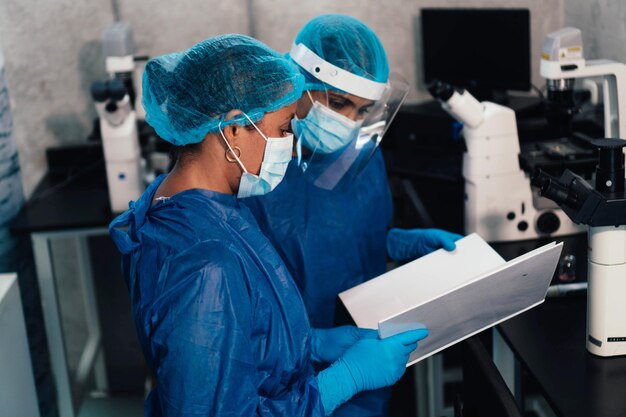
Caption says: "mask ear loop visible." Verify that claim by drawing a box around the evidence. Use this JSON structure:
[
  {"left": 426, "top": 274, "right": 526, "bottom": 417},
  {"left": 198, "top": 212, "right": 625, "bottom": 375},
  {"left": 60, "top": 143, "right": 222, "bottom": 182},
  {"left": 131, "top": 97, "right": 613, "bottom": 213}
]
[
  {"left": 218, "top": 118, "right": 248, "bottom": 173},
  {"left": 306, "top": 86, "right": 330, "bottom": 108},
  {"left": 306, "top": 90, "right": 315, "bottom": 105},
  {"left": 323, "top": 85, "right": 329, "bottom": 107}
]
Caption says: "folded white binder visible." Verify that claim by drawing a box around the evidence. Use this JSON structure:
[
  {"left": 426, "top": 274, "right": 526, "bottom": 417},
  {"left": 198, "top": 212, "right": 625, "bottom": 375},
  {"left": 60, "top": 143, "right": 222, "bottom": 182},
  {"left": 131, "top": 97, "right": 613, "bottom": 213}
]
[{"left": 339, "top": 233, "right": 563, "bottom": 366}]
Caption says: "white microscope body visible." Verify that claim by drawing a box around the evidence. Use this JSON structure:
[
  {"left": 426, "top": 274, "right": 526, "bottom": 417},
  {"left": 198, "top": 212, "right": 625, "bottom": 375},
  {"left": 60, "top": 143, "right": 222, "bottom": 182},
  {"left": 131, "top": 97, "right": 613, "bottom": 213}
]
[
  {"left": 534, "top": 139, "right": 626, "bottom": 358},
  {"left": 91, "top": 21, "right": 145, "bottom": 212},
  {"left": 103, "top": 21, "right": 145, "bottom": 120},
  {"left": 540, "top": 27, "right": 626, "bottom": 142},
  {"left": 92, "top": 80, "right": 143, "bottom": 213},
  {"left": 540, "top": 27, "right": 626, "bottom": 357},
  {"left": 587, "top": 223, "right": 626, "bottom": 357},
  {"left": 430, "top": 82, "right": 585, "bottom": 242}
]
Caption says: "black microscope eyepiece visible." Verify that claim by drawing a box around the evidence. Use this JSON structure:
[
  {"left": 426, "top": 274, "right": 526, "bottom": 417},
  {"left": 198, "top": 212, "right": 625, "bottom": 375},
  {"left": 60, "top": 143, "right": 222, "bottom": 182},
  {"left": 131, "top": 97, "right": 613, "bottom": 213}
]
[
  {"left": 532, "top": 170, "right": 579, "bottom": 208},
  {"left": 592, "top": 138, "right": 626, "bottom": 193},
  {"left": 107, "top": 79, "right": 127, "bottom": 101},
  {"left": 90, "top": 81, "right": 109, "bottom": 102},
  {"left": 427, "top": 79, "right": 456, "bottom": 101}
]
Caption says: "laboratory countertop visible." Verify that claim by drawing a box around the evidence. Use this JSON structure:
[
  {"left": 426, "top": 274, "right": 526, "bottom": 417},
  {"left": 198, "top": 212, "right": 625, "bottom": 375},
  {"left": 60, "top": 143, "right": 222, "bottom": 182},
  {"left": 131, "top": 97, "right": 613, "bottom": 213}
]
[
  {"left": 10, "top": 169, "right": 114, "bottom": 234},
  {"left": 498, "top": 296, "right": 626, "bottom": 417}
]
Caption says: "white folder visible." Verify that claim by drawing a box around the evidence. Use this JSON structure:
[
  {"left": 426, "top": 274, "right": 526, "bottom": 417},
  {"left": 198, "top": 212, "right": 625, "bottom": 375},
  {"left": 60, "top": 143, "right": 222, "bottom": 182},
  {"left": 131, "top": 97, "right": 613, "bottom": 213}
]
[{"left": 339, "top": 233, "right": 563, "bottom": 366}]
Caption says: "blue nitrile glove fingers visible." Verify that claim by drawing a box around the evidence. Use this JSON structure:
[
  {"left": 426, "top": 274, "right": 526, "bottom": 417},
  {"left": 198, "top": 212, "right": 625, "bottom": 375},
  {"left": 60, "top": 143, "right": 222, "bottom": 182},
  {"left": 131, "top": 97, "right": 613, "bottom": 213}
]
[
  {"left": 387, "top": 228, "right": 464, "bottom": 262},
  {"left": 340, "top": 328, "right": 429, "bottom": 392},
  {"left": 316, "top": 328, "right": 428, "bottom": 415},
  {"left": 311, "top": 326, "right": 378, "bottom": 363}
]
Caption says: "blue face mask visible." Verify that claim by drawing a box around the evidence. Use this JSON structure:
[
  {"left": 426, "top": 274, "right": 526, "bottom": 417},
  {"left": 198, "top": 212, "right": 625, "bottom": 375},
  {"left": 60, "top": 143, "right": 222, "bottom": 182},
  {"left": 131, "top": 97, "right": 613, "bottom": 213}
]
[
  {"left": 291, "top": 94, "right": 363, "bottom": 155},
  {"left": 219, "top": 115, "right": 293, "bottom": 199}
]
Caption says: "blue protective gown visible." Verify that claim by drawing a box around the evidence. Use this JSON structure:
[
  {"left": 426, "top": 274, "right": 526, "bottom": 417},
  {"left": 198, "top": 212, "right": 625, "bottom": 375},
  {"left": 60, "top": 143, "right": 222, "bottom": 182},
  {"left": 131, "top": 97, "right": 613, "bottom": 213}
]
[
  {"left": 243, "top": 148, "right": 393, "bottom": 417},
  {"left": 244, "top": 149, "right": 392, "bottom": 328},
  {"left": 109, "top": 175, "right": 325, "bottom": 417}
]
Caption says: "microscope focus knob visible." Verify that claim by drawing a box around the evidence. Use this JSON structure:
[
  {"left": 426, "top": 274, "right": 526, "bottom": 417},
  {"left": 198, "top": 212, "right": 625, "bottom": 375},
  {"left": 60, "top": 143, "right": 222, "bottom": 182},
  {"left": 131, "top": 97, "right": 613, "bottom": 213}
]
[{"left": 536, "top": 211, "right": 561, "bottom": 234}]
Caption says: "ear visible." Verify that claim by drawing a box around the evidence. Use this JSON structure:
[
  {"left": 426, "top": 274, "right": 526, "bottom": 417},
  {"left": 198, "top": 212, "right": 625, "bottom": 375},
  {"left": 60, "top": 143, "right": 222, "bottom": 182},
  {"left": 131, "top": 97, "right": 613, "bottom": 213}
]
[{"left": 222, "top": 109, "right": 244, "bottom": 145}]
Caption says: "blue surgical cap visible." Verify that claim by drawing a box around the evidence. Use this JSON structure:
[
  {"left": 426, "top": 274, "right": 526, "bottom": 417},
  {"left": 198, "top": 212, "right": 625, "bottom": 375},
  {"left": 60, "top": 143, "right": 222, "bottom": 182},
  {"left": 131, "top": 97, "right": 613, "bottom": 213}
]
[
  {"left": 290, "top": 14, "right": 389, "bottom": 94},
  {"left": 143, "top": 34, "right": 304, "bottom": 146}
]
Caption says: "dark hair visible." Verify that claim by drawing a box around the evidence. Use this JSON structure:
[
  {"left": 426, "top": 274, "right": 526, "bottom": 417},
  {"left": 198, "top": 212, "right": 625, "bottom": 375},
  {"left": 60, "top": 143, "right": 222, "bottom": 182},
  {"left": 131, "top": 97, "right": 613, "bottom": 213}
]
[{"left": 170, "top": 142, "right": 202, "bottom": 167}]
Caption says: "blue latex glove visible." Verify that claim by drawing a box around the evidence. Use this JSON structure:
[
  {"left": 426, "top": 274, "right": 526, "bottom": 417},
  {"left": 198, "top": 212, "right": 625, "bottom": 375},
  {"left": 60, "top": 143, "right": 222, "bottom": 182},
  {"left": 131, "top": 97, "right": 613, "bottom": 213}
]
[
  {"left": 311, "top": 326, "right": 378, "bottom": 363},
  {"left": 387, "top": 228, "right": 464, "bottom": 262},
  {"left": 316, "top": 328, "right": 429, "bottom": 414}
]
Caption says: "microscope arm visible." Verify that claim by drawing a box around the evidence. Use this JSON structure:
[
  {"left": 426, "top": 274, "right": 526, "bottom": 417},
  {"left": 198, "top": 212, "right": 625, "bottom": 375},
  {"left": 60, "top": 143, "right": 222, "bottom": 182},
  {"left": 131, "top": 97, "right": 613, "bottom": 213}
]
[{"left": 428, "top": 81, "right": 484, "bottom": 128}]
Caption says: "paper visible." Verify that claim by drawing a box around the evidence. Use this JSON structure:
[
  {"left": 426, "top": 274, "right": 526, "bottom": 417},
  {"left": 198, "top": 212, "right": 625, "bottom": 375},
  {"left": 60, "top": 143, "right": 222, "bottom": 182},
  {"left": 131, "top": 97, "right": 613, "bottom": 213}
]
[{"left": 338, "top": 233, "right": 563, "bottom": 366}]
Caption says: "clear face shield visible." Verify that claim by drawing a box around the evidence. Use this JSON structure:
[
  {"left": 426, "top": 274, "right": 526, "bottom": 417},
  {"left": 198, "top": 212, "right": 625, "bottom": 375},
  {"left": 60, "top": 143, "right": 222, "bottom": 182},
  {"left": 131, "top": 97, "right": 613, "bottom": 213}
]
[{"left": 289, "top": 43, "right": 410, "bottom": 190}]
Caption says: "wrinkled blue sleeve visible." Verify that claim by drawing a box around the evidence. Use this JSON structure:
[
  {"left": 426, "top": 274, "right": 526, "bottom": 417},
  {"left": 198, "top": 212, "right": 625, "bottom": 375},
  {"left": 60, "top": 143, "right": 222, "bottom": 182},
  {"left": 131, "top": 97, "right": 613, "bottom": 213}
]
[{"left": 147, "top": 241, "right": 325, "bottom": 417}]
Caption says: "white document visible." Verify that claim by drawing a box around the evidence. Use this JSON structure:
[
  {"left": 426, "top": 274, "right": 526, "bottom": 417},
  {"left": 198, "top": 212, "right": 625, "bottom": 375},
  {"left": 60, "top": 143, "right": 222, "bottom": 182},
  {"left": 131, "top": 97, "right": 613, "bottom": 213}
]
[{"left": 338, "top": 233, "right": 563, "bottom": 366}]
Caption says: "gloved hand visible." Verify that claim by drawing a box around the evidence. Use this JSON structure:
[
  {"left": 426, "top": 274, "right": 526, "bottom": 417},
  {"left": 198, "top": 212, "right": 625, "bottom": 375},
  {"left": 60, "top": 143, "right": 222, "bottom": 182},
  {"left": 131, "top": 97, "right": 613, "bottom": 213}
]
[
  {"left": 387, "top": 228, "right": 464, "bottom": 262},
  {"left": 316, "top": 328, "right": 428, "bottom": 415},
  {"left": 311, "top": 326, "right": 378, "bottom": 363}
]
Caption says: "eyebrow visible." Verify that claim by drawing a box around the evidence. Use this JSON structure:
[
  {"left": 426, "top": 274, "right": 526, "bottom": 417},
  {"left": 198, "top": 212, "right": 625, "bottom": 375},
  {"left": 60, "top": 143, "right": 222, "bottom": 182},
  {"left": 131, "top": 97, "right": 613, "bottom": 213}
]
[
  {"left": 328, "top": 92, "right": 373, "bottom": 110},
  {"left": 329, "top": 93, "right": 355, "bottom": 107}
]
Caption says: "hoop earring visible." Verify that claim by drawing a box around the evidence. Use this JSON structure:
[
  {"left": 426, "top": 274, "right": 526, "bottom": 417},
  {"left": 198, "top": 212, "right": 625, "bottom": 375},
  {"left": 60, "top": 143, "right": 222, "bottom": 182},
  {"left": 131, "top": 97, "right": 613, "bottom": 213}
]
[{"left": 225, "top": 146, "right": 242, "bottom": 162}]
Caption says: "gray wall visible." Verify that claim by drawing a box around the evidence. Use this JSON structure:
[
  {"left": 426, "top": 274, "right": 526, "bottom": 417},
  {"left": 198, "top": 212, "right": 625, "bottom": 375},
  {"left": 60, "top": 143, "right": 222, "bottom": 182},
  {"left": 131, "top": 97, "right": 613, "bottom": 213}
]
[
  {"left": 1, "top": 0, "right": 563, "bottom": 196},
  {"left": 254, "top": 0, "right": 564, "bottom": 100},
  {"left": 565, "top": 0, "right": 626, "bottom": 63},
  {"left": 0, "top": 0, "right": 249, "bottom": 196}
]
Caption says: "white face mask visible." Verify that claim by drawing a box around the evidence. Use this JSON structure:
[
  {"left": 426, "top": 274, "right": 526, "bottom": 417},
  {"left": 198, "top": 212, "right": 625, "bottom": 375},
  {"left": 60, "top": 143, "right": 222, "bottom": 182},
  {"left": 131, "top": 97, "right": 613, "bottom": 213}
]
[{"left": 219, "top": 114, "right": 293, "bottom": 199}]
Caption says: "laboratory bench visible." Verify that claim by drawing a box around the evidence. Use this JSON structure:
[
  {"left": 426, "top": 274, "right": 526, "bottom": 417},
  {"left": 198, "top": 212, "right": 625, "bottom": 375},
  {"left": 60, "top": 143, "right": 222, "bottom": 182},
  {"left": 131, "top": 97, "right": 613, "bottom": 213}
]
[
  {"left": 497, "top": 295, "right": 626, "bottom": 417},
  {"left": 11, "top": 162, "right": 145, "bottom": 417}
]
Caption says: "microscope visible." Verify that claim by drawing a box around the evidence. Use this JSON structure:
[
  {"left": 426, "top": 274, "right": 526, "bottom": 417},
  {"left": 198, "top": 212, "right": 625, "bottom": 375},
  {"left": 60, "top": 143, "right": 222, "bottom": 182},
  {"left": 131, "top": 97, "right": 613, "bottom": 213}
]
[
  {"left": 429, "top": 81, "right": 585, "bottom": 242},
  {"left": 533, "top": 138, "right": 626, "bottom": 357},
  {"left": 91, "top": 79, "right": 143, "bottom": 213},
  {"left": 541, "top": 27, "right": 626, "bottom": 141},
  {"left": 90, "top": 21, "right": 146, "bottom": 212},
  {"left": 102, "top": 21, "right": 145, "bottom": 120}
]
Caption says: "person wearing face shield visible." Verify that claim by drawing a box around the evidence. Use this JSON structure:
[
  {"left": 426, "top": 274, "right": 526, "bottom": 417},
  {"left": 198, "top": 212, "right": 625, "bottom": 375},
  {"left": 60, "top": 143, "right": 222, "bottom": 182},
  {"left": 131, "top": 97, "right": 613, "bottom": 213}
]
[
  {"left": 243, "top": 15, "right": 463, "bottom": 417},
  {"left": 108, "top": 35, "right": 428, "bottom": 417}
]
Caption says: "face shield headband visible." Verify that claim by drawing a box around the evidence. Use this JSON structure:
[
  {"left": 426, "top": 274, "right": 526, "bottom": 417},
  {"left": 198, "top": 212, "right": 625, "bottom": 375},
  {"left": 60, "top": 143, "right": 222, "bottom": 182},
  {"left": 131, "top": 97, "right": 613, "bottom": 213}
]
[{"left": 289, "top": 43, "right": 388, "bottom": 101}]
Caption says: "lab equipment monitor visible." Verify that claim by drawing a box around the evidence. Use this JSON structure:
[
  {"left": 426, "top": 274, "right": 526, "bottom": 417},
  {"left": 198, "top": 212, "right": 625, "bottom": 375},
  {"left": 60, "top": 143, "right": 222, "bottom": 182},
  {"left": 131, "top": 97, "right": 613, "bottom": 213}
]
[{"left": 421, "top": 8, "right": 531, "bottom": 100}]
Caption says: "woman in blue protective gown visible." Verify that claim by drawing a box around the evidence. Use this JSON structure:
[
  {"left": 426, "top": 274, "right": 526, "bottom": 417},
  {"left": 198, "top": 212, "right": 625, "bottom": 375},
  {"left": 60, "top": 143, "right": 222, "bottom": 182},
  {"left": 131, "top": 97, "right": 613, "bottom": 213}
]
[
  {"left": 109, "top": 35, "right": 428, "bottom": 416},
  {"left": 242, "top": 15, "right": 463, "bottom": 417}
]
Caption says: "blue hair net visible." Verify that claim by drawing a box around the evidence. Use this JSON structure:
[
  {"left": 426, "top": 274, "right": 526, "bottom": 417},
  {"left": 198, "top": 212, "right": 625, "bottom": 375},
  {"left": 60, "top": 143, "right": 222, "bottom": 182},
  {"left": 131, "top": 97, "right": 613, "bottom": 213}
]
[
  {"left": 290, "top": 14, "right": 389, "bottom": 94},
  {"left": 143, "top": 34, "right": 304, "bottom": 146}
]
